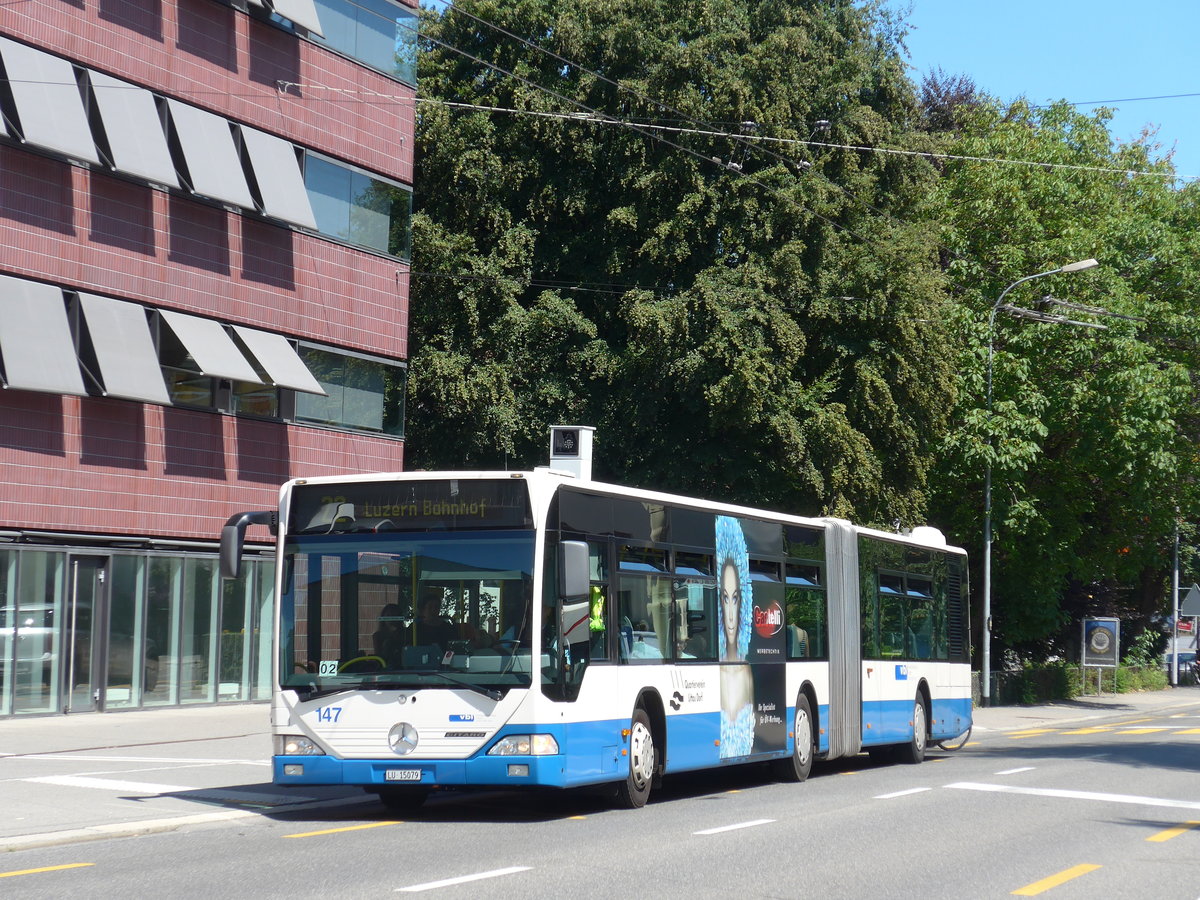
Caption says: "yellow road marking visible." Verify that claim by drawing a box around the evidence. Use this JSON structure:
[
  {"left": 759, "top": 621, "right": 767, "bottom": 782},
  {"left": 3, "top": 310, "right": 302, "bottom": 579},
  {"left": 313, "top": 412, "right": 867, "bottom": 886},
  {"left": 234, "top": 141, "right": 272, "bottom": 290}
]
[
  {"left": 1008, "top": 729, "right": 1055, "bottom": 738},
  {"left": 1111, "top": 718, "right": 1152, "bottom": 726},
  {"left": 1012, "top": 863, "right": 1101, "bottom": 895},
  {"left": 1178, "top": 728, "right": 1200, "bottom": 734},
  {"left": 1146, "top": 821, "right": 1200, "bottom": 843},
  {"left": 0, "top": 863, "right": 94, "bottom": 879},
  {"left": 569, "top": 815, "right": 587, "bottom": 820},
  {"left": 1116, "top": 728, "right": 1169, "bottom": 735},
  {"left": 1061, "top": 727, "right": 1111, "bottom": 734},
  {"left": 284, "top": 821, "right": 402, "bottom": 838}
]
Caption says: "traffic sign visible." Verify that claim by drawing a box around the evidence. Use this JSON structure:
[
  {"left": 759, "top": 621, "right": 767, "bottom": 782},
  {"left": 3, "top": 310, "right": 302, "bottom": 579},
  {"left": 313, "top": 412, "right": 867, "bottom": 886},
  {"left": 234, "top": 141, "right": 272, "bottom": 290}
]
[{"left": 1181, "top": 583, "right": 1200, "bottom": 617}]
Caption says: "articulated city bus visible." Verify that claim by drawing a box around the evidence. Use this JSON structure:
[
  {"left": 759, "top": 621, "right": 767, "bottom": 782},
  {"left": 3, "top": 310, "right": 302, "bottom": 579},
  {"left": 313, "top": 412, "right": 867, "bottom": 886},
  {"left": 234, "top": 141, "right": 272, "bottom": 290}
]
[{"left": 220, "top": 439, "right": 971, "bottom": 810}]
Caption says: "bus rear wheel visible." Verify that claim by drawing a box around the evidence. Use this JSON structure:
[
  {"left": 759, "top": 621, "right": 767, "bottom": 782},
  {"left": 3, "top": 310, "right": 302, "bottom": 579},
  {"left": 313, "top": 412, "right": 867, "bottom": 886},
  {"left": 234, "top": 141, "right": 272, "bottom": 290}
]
[
  {"left": 896, "top": 695, "right": 927, "bottom": 765},
  {"left": 613, "top": 707, "right": 655, "bottom": 809},
  {"left": 772, "top": 694, "right": 814, "bottom": 783}
]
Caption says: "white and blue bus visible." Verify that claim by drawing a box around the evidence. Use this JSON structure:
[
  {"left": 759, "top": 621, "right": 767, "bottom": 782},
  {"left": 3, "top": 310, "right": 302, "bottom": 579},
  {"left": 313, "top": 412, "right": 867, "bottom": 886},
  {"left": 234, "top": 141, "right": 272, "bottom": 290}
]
[{"left": 220, "top": 446, "right": 971, "bottom": 810}]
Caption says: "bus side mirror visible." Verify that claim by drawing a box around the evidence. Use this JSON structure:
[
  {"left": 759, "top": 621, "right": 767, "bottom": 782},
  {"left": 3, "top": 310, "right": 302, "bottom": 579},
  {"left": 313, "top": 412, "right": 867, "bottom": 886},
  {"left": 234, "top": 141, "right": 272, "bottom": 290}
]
[
  {"left": 220, "top": 510, "right": 277, "bottom": 579},
  {"left": 559, "top": 540, "right": 589, "bottom": 598}
]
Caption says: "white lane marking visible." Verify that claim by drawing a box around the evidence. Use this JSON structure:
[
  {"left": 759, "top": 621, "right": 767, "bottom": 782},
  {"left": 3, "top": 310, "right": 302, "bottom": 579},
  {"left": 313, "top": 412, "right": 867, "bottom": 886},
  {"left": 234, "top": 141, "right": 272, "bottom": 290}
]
[
  {"left": 947, "top": 782, "right": 1200, "bottom": 811},
  {"left": 693, "top": 819, "right": 776, "bottom": 835},
  {"left": 396, "top": 867, "right": 531, "bottom": 892},
  {"left": 0, "top": 794, "right": 375, "bottom": 853},
  {"left": 17, "top": 755, "right": 269, "bottom": 765},
  {"left": 874, "top": 787, "right": 931, "bottom": 800},
  {"left": 20, "top": 775, "right": 310, "bottom": 806},
  {"left": 995, "top": 767, "right": 1035, "bottom": 775},
  {"left": 0, "top": 763, "right": 264, "bottom": 786},
  {"left": 23, "top": 775, "right": 191, "bottom": 793}
]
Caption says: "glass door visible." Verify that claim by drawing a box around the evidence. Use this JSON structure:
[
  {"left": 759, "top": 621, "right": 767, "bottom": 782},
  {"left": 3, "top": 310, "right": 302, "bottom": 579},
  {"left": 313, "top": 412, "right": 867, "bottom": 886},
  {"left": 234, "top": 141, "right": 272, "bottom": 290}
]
[{"left": 66, "top": 557, "right": 108, "bottom": 713}]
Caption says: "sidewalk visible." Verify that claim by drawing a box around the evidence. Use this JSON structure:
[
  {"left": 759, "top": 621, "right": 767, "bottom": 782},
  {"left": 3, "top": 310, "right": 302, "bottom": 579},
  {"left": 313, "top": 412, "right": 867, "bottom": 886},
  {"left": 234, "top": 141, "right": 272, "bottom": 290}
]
[
  {"left": 3, "top": 687, "right": 1200, "bottom": 853},
  {"left": 0, "top": 703, "right": 365, "bottom": 853},
  {"left": 970, "top": 683, "right": 1200, "bottom": 732}
]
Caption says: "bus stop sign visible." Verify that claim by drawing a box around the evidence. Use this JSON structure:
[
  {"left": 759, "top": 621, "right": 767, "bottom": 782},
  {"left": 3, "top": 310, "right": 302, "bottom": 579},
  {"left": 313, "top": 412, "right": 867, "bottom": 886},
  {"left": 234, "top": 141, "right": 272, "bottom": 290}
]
[{"left": 1081, "top": 617, "right": 1119, "bottom": 668}]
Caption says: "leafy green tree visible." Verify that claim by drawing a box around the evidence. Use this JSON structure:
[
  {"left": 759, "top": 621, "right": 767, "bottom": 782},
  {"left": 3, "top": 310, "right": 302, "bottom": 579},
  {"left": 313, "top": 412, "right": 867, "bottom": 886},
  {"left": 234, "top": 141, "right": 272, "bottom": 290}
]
[
  {"left": 928, "top": 99, "right": 1200, "bottom": 659},
  {"left": 408, "top": 0, "right": 958, "bottom": 524}
]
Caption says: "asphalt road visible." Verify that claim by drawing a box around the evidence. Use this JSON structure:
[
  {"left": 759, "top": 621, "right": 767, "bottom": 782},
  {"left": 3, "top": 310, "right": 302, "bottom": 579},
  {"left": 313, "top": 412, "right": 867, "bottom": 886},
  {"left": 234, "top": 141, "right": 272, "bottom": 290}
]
[{"left": 4, "top": 701, "right": 1200, "bottom": 899}]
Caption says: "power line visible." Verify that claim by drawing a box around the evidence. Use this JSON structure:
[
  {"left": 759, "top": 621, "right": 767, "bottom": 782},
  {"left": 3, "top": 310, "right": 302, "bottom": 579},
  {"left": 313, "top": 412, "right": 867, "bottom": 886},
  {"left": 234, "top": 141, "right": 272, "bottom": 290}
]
[
  {"left": 390, "top": 11, "right": 896, "bottom": 262},
  {"left": 1040, "top": 91, "right": 1200, "bottom": 108},
  {"left": 417, "top": 98, "right": 1192, "bottom": 181}
]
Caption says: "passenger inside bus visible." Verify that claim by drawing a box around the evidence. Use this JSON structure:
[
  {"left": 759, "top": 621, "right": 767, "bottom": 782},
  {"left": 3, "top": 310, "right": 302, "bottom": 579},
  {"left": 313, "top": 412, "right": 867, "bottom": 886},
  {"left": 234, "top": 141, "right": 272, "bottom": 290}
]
[
  {"left": 787, "top": 625, "right": 809, "bottom": 657},
  {"left": 372, "top": 603, "right": 409, "bottom": 658},
  {"left": 410, "top": 594, "right": 465, "bottom": 647}
]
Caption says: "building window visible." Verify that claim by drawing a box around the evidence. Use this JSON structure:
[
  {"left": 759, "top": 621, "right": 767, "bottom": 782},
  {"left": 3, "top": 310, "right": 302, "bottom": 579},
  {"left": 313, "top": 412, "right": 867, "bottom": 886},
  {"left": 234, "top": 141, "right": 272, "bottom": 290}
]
[
  {"left": 309, "top": 0, "right": 418, "bottom": 85},
  {"left": 231, "top": 381, "right": 281, "bottom": 418},
  {"left": 156, "top": 316, "right": 215, "bottom": 410},
  {"left": 294, "top": 344, "right": 406, "bottom": 436},
  {"left": 304, "top": 153, "right": 412, "bottom": 260}
]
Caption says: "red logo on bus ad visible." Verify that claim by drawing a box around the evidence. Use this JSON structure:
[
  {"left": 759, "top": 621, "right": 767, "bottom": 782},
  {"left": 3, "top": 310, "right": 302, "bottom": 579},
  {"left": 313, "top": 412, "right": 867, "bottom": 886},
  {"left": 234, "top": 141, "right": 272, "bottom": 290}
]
[{"left": 753, "top": 601, "right": 784, "bottom": 638}]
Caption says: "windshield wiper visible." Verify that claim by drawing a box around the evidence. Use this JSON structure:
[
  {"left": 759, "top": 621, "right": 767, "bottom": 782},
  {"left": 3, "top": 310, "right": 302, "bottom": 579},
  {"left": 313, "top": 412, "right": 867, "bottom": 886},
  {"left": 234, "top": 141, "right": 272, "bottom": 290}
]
[
  {"left": 291, "top": 673, "right": 502, "bottom": 702},
  {"left": 290, "top": 684, "right": 355, "bottom": 701},
  {"left": 415, "top": 670, "right": 503, "bottom": 701}
]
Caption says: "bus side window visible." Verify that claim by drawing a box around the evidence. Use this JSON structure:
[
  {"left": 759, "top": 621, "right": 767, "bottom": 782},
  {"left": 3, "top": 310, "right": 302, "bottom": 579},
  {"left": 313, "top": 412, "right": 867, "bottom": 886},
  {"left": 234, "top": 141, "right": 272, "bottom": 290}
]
[
  {"left": 617, "top": 574, "right": 669, "bottom": 663},
  {"left": 877, "top": 572, "right": 906, "bottom": 658},
  {"left": 906, "top": 575, "right": 934, "bottom": 660},
  {"left": 785, "top": 564, "right": 826, "bottom": 659},
  {"left": 677, "top": 582, "right": 716, "bottom": 660}
]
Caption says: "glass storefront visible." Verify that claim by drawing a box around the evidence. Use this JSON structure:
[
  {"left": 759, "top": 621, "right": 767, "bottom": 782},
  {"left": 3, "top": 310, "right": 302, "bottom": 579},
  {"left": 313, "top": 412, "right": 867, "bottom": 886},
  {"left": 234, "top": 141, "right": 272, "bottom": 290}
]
[{"left": 0, "top": 547, "right": 273, "bottom": 717}]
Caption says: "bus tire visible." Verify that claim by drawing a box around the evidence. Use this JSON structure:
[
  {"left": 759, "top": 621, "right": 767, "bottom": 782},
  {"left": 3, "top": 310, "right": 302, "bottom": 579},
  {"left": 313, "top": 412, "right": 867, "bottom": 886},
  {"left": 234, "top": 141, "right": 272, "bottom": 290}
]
[
  {"left": 896, "top": 694, "right": 927, "bottom": 765},
  {"left": 374, "top": 786, "right": 429, "bottom": 812},
  {"left": 613, "top": 707, "right": 655, "bottom": 809},
  {"left": 772, "top": 694, "right": 814, "bottom": 783}
]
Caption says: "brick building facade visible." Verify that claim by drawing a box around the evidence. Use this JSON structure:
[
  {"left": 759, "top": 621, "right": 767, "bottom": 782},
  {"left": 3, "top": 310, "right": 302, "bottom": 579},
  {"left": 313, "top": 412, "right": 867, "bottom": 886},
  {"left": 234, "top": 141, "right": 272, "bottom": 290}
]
[{"left": 0, "top": 0, "right": 416, "bottom": 715}]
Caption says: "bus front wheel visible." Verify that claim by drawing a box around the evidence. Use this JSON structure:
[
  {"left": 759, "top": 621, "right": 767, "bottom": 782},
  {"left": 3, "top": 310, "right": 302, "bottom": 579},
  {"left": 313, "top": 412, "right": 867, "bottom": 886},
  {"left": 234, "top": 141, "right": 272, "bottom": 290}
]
[
  {"left": 772, "top": 694, "right": 814, "bottom": 783},
  {"left": 613, "top": 707, "right": 655, "bottom": 809}
]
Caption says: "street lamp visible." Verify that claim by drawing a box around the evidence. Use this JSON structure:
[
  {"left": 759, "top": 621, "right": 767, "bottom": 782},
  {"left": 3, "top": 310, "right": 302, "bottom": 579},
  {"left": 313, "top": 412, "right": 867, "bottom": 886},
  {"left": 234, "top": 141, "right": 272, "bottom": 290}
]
[{"left": 981, "top": 258, "right": 1099, "bottom": 706}]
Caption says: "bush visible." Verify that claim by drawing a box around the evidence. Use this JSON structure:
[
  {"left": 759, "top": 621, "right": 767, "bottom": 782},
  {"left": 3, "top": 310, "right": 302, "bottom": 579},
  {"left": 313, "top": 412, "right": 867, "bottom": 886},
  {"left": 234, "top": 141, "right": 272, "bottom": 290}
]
[{"left": 991, "top": 661, "right": 1167, "bottom": 704}]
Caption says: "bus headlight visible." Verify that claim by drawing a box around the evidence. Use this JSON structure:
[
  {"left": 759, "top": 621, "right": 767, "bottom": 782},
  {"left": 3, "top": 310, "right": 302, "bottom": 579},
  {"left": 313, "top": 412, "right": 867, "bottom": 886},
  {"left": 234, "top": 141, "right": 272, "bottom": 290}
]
[
  {"left": 487, "top": 734, "right": 559, "bottom": 756},
  {"left": 276, "top": 735, "right": 322, "bottom": 756}
]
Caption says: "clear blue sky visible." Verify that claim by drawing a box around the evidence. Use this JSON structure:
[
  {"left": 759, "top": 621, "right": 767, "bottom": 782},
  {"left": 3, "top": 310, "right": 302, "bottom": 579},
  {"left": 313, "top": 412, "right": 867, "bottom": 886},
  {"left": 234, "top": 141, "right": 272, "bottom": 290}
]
[{"left": 896, "top": 1, "right": 1198, "bottom": 182}]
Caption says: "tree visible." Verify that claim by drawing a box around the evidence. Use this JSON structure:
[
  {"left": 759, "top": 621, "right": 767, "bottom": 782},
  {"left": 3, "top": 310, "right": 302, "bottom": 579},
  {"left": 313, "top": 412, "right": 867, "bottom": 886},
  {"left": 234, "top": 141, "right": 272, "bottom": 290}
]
[
  {"left": 408, "top": 0, "right": 958, "bottom": 524},
  {"left": 928, "top": 98, "right": 1200, "bottom": 659}
]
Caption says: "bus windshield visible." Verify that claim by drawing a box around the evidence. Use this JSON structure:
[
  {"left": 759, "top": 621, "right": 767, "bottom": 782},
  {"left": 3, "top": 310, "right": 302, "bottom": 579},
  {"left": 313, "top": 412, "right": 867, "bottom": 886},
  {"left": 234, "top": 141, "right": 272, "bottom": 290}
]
[{"left": 280, "top": 530, "right": 536, "bottom": 696}]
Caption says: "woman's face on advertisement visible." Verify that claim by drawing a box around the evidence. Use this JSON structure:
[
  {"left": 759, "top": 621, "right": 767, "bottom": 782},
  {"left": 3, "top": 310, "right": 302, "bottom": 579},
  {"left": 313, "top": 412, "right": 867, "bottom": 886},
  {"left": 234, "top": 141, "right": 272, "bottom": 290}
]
[{"left": 721, "top": 561, "right": 739, "bottom": 639}]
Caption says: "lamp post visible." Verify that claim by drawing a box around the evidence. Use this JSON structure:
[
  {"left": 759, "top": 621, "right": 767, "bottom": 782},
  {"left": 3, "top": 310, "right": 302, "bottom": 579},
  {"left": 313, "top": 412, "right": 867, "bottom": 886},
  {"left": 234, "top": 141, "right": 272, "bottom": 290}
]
[{"left": 981, "top": 258, "right": 1099, "bottom": 706}]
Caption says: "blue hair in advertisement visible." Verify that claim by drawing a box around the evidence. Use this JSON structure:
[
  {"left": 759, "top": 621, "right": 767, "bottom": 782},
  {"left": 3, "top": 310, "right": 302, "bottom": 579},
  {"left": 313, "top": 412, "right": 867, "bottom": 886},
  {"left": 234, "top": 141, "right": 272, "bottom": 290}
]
[
  {"left": 716, "top": 515, "right": 755, "bottom": 757},
  {"left": 715, "top": 515, "right": 752, "bottom": 661}
]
